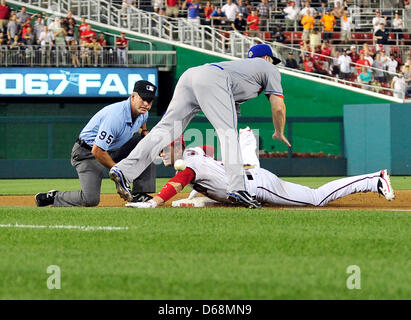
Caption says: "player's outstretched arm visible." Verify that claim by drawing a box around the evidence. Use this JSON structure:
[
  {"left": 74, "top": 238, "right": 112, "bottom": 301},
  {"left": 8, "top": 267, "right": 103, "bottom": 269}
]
[
  {"left": 126, "top": 168, "right": 195, "bottom": 208},
  {"left": 269, "top": 94, "right": 291, "bottom": 147}
]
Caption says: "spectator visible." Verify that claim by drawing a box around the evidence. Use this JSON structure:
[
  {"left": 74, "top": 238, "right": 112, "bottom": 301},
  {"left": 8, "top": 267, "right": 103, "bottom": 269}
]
[
  {"left": 153, "top": 0, "right": 165, "bottom": 14},
  {"left": 121, "top": 0, "right": 136, "bottom": 16},
  {"left": 285, "top": 51, "right": 298, "bottom": 69},
  {"left": 116, "top": 31, "right": 128, "bottom": 66},
  {"left": 22, "top": 25, "right": 34, "bottom": 62},
  {"left": 349, "top": 45, "right": 359, "bottom": 63},
  {"left": 21, "top": 17, "right": 31, "bottom": 40},
  {"left": 50, "top": 16, "right": 67, "bottom": 64},
  {"left": 33, "top": 15, "right": 44, "bottom": 44},
  {"left": 256, "top": 0, "right": 270, "bottom": 31},
  {"left": 61, "top": 10, "right": 73, "bottom": 30},
  {"left": 69, "top": 39, "right": 80, "bottom": 67},
  {"left": 299, "top": 1, "right": 316, "bottom": 20},
  {"left": 358, "top": 67, "right": 372, "bottom": 88},
  {"left": 165, "top": 0, "right": 180, "bottom": 18},
  {"left": 374, "top": 23, "right": 389, "bottom": 52},
  {"left": 222, "top": 0, "right": 239, "bottom": 23},
  {"left": 337, "top": 49, "right": 352, "bottom": 80},
  {"left": 331, "top": 49, "right": 341, "bottom": 77},
  {"left": 317, "top": 1, "right": 329, "bottom": 17},
  {"left": 6, "top": 14, "right": 18, "bottom": 43},
  {"left": 38, "top": 25, "right": 54, "bottom": 65},
  {"left": 0, "top": 0, "right": 11, "bottom": 33},
  {"left": 309, "top": 27, "right": 321, "bottom": 50},
  {"left": 320, "top": 10, "right": 336, "bottom": 43},
  {"left": 372, "top": 10, "right": 385, "bottom": 33},
  {"left": 210, "top": 7, "right": 227, "bottom": 28},
  {"left": 402, "top": 64, "right": 411, "bottom": 97},
  {"left": 355, "top": 52, "right": 371, "bottom": 76},
  {"left": 185, "top": 0, "right": 201, "bottom": 25},
  {"left": 80, "top": 39, "right": 91, "bottom": 66},
  {"left": 89, "top": 37, "right": 102, "bottom": 66},
  {"left": 237, "top": 0, "right": 249, "bottom": 19},
  {"left": 331, "top": 1, "right": 344, "bottom": 19},
  {"left": 385, "top": 53, "right": 398, "bottom": 80},
  {"left": 303, "top": 55, "right": 314, "bottom": 72},
  {"left": 319, "top": 41, "right": 332, "bottom": 71},
  {"left": 301, "top": 10, "right": 315, "bottom": 43},
  {"left": 82, "top": 24, "right": 97, "bottom": 44},
  {"left": 372, "top": 52, "right": 386, "bottom": 83},
  {"left": 65, "top": 18, "right": 75, "bottom": 46},
  {"left": 391, "top": 11, "right": 404, "bottom": 45},
  {"left": 271, "top": 25, "right": 285, "bottom": 43},
  {"left": 203, "top": 1, "right": 214, "bottom": 24},
  {"left": 78, "top": 17, "right": 88, "bottom": 40},
  {"left": 97, "top": 33, "right": 107, "bottom": 47},
  {"left": 232, "top": 12, "right": 246, "bottom": 33},
  {"left": 282, "top": 1, "right": 299, "bottom": 32},
  {"left": 340, "top": 10, "right": 352, "bottom": 44},
  {"left": 16, "top": 6, "right": 29, "bottom": 26},
  {"left": 391, "top": 71, "right": 406, "bottom": 99},
  {"left": 246, "top": 8, "right": 259, "bottom": 37}
]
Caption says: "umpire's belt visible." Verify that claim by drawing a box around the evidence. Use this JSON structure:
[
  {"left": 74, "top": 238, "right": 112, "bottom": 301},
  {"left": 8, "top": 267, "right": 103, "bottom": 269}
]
[{"left": 76, "top": 138, "right": 92, "bottom": 151}]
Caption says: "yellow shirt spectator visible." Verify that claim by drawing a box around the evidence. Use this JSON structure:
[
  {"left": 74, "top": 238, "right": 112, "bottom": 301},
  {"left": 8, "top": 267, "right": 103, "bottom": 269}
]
[
  {"left": 320, "top": 14, "right": 336, "bottom": 32},
  {"left": 301, "top": 15, "right": 315, "bottom": 30}
]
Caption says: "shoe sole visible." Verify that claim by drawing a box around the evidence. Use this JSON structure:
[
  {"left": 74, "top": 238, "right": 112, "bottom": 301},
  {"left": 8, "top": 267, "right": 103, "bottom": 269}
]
[
  {"left": 227, "top": 192, "right": 262, "bottom": 209},
  {"left": 380, "top": 170, "right": 395, "bottom": 201},
  {"left": 109, "top": 170, "right": 132, "bottom": 202}
]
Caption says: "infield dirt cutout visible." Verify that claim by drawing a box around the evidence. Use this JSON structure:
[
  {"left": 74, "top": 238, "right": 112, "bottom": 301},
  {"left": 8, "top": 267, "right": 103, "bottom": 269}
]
[{"left": 1, "top": 191, "right": 411, "bottom": 210}]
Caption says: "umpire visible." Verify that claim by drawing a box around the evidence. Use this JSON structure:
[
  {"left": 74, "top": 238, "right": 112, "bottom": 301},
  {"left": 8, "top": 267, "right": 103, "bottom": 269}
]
[{"left": 35, "top": 80, "right": 157, "bottom": 207}]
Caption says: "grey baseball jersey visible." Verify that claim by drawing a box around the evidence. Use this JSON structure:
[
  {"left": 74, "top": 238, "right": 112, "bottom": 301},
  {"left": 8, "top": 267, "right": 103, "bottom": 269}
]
[{"left": 116, "top": 58, "right": 284, "bottom": 193}]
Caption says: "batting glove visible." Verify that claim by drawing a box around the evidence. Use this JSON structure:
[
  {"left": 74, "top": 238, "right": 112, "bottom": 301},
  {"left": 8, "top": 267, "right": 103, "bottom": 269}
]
[{"left": 125, "top": 199, "right": 158, "bottom": 208}]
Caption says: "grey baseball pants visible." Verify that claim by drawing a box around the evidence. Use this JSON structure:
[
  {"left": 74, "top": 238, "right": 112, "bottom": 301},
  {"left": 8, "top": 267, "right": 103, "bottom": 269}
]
[
  {"left": 53, "top": 134, "right": 155, "bottom": 207},
  {"left": 116, "top": 65, "right": 247, "bottom": 192}
]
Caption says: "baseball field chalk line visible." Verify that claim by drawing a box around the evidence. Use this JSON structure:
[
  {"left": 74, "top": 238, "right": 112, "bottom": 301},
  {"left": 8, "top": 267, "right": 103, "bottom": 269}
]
[
  {"left": 0, "top": 223, "right": 129, "bottom": 231},
  {"left": 279, "top": 208, "right": 411, "bottom": 212}
]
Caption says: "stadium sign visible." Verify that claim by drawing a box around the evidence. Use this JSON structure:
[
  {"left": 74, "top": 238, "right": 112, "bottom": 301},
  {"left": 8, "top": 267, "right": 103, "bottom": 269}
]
[{"left": 0, "top": 68, "right": 158, "bottom": 97}]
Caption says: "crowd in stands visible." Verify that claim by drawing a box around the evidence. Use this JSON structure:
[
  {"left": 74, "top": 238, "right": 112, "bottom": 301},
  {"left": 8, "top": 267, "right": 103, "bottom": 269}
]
[
  {"left": 1, "top": 0, "right": 409, "bottom": 98},
  {"left": 0, "top": 2, "right": 128, "bottom": 66}
]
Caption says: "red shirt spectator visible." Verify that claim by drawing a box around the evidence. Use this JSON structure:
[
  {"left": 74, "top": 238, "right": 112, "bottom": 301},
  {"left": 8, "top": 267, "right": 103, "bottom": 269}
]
[
  {"left": 0, "top": 0, "right": 10, "bottom": 20},
  {"left": 303, "top": 57, "right": 315, "bottom": 72},
  {"left": 116, "top": 33, "right": 128, "bottom": 49},
  {"left": 78, "top": 17, "right": 88, "bottom": 38},
  {"left": 355, "top": 53, "right": 371, "bottom": 75},
  {"left": 246, "top": 11, "right": 259, "bottom": 31},
  {"left": 97, "top": 33, "right": 107, "bottom": 46},
  {"left": 204, "top": 2, "right": 214, "bottom": 19},
  {"left": 349, "top": 47, "right": 360, "bottom": 63},
  {"left": 81, "top": 25, "right": 96, "bottom": 43}
]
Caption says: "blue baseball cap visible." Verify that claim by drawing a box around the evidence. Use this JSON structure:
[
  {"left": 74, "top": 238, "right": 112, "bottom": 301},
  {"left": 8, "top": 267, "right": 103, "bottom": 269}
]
[{"left": 247, "top": 44, "right": 281, "bottom": 65}]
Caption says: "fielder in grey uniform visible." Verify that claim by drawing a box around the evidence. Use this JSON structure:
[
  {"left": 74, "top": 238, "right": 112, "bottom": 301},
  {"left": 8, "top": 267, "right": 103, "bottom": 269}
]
[
  {"left": 110, "top": 44, "right": 291, "bottom": 209},
  {"left": 35, "top": 80, "right": 157, "bottom": 207}
]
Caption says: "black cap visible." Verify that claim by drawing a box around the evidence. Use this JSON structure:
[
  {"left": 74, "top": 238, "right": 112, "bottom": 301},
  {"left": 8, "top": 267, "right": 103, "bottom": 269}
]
[{"left": 133, "top": 80, "right": 157, "bottom": 102}]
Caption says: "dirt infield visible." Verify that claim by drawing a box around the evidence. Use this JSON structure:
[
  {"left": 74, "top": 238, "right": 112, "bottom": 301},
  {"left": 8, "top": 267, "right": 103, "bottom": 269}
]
[{"left": 1, "top": 191, "right": 411, "bottom": 210}]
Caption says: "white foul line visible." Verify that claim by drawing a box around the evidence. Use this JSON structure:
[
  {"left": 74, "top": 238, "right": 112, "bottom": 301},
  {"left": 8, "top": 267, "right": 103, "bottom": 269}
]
[{"left": 0, "top": 223, "right": 129, "bottom": 231}]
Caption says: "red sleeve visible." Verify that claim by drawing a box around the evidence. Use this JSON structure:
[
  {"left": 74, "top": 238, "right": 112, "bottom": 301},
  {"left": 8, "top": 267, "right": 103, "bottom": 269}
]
[
  {"left": 169, "top": 167, "right": 195, "bottom": 187},
  {"left": 157, "top": 168, "right": 195, "bottom": 202}
]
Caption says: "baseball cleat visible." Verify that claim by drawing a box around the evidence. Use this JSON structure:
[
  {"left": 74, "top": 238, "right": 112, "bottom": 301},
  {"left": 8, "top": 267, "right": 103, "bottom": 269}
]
[
  {"left": 35, "top": 190, "right": 58, "bottom": 207},
  {"left": 109, "top": 166, "right": 133, "bottom": 202},
  {"left": 377, "top": 169, "right": 395, "bottom": 201},
  {"left": 227, "top": 190, "right": 262, "bottom": 209},
  {"left": 131, "top": 193, "right": 153, "bottom": 203}
]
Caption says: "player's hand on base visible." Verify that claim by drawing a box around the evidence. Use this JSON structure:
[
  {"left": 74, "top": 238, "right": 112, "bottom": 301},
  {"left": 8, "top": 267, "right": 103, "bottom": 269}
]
[
  {"left": 272, "top": 131, "right": 291, "bottom": 148},
  {"left": 125, "top": 199, "right": 158, "bottom": 208}
]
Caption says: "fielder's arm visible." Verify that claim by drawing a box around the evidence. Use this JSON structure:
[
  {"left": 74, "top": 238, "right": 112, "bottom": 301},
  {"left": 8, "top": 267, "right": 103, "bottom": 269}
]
[
  {"left": 92, "top": 144, "right": 116, "bottom": 169},
  {"left": 269, "top": 94, "right": 291, "bottom": 147}
]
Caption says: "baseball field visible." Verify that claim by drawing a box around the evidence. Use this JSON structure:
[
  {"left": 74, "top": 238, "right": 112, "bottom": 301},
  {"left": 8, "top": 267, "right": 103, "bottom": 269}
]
[{"left": 0, "top": 176, "right": 410, "bottom": 300}]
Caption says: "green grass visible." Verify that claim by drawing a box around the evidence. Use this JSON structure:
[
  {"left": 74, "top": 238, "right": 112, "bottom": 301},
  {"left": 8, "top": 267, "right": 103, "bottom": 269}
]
[
  {"left": 0, "top": 207, "right": 410, "bottom": 299},
  {"left": 1, "top": 176, "right": 410, "bottom": 195},
  {"left": 0, "top": 177, "right": 410, "bottom": 299}
]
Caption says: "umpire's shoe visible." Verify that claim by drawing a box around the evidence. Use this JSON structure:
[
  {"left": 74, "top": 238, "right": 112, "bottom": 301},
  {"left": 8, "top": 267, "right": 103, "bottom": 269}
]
[
  {"left": 227, "top": 190, "right": 262, "bottom": 209},
  {"left": 35, "top": 190, "right": 58, "bottom": 207},
  {"left": 131, "top": 193, "right": 153, "bottom": 203},
  {"left": 109, "top": 166, "right": 133, "bottom": 202}
]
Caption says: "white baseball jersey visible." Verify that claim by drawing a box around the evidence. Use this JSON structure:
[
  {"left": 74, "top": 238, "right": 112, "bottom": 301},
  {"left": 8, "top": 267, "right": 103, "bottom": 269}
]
[{"left": 183, "top": 146, "right": 381, "bottom": 207}]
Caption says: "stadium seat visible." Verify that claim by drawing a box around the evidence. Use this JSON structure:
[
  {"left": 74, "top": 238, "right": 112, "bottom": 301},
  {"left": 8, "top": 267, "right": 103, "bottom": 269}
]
[
  {"left": 364, "top": 33, "right": 373, "bottom": 43},
  {"left": 263, "top": 32, "right": 271, "bottom": 40}
]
